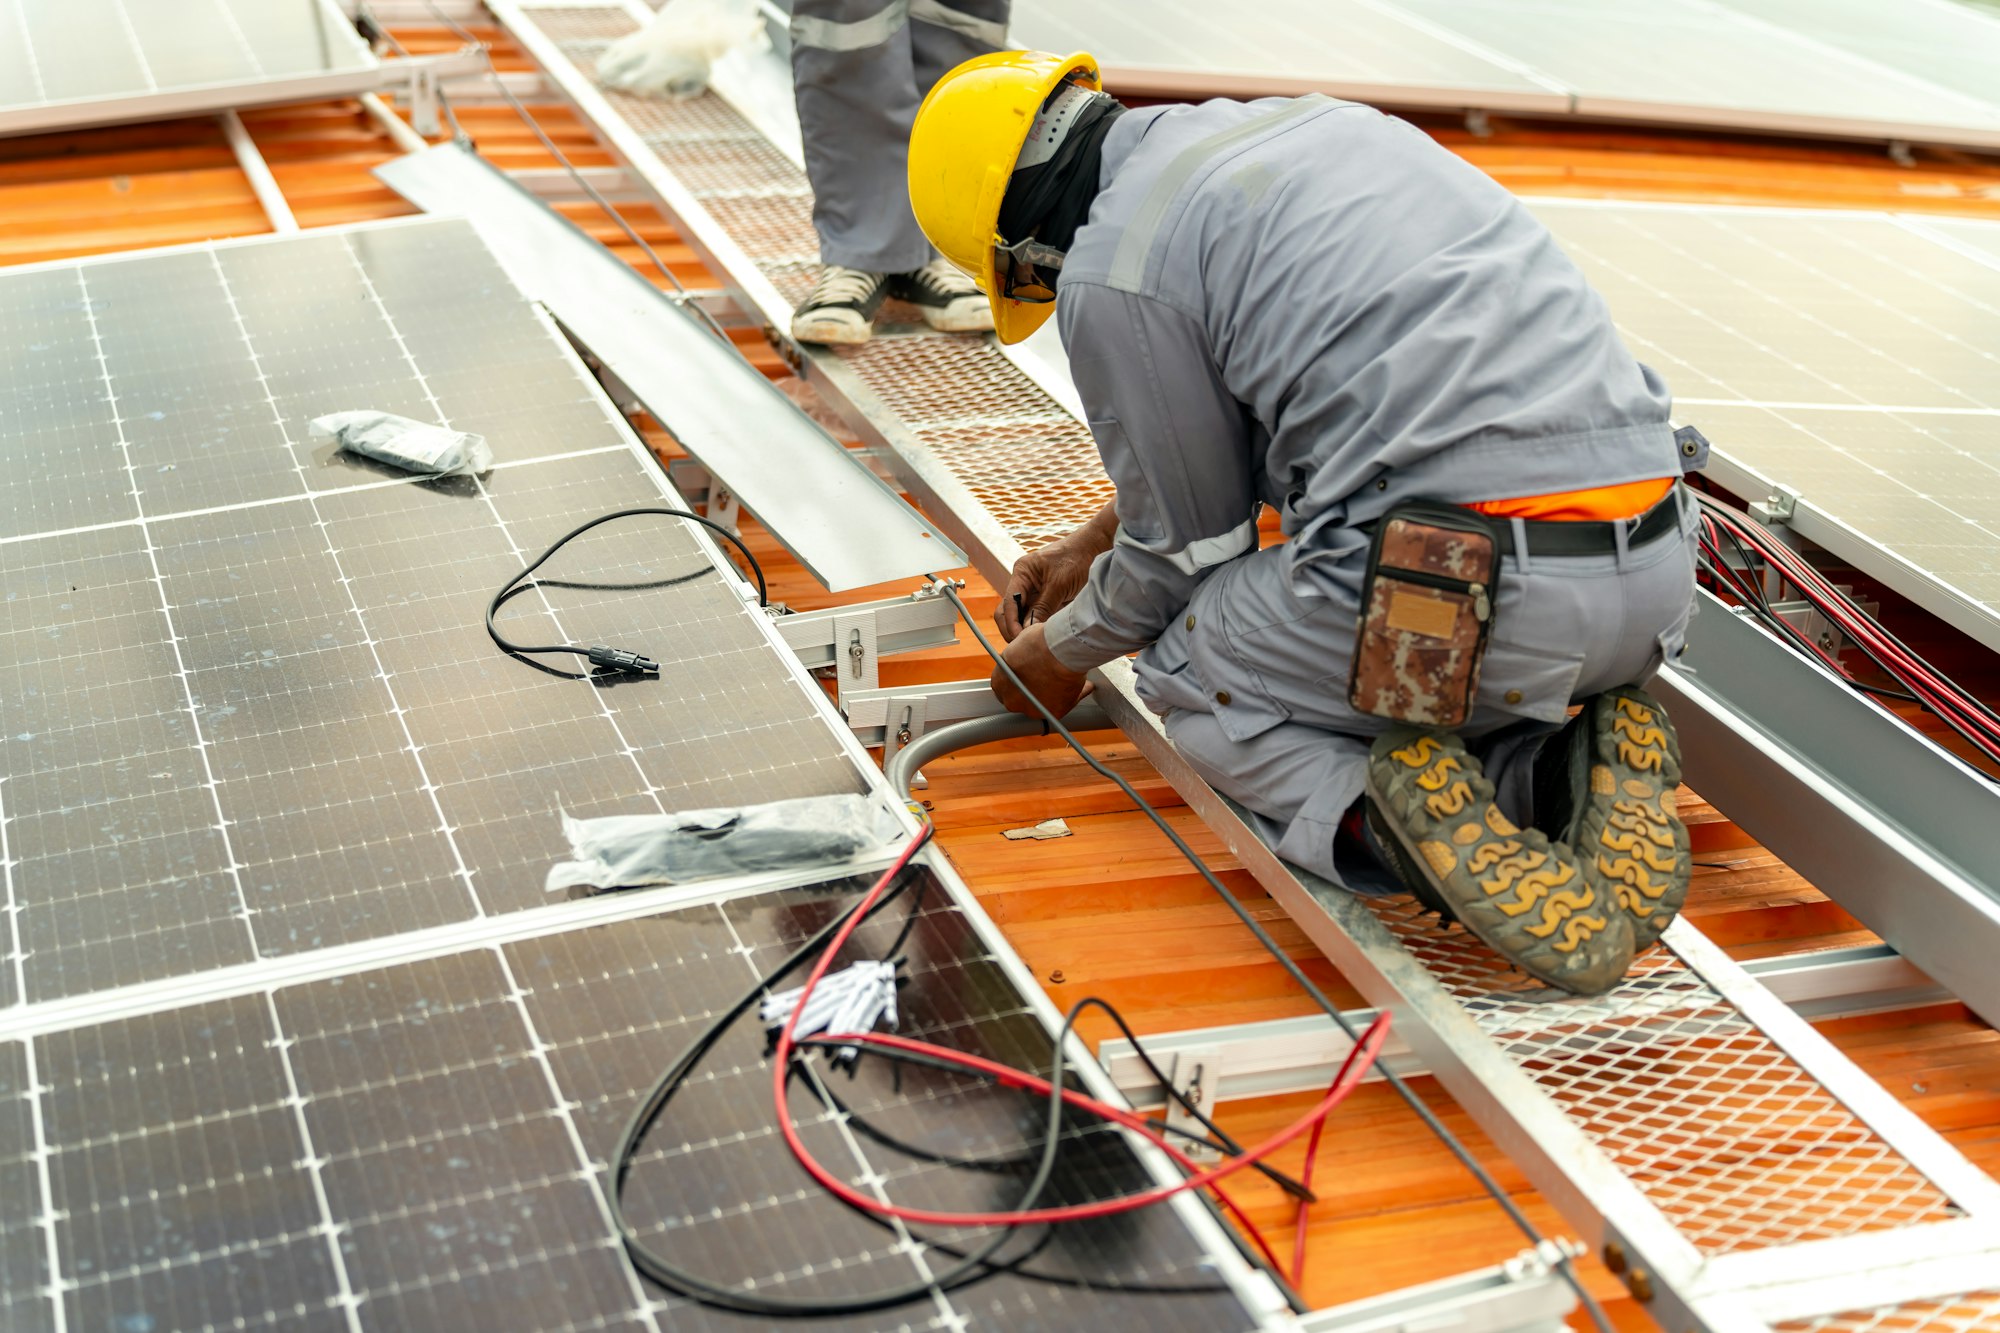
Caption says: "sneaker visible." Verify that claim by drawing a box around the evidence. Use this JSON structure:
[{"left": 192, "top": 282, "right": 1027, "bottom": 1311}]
[
  {"left": 792, "top": 266, "right": 888, "bottom": 346},
  {"left": 887, "top": 258, "right": 994, "bottom": 334},
  {"left": 1533, "top": 686, "right": 1690, "bottom": 954},
  {"left": 1366, "top": 728, "right": 1635, "bottom": 995}
]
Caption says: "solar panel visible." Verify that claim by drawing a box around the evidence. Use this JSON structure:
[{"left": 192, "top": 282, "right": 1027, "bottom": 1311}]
[
  {"left": 2, "top": 873, "right": 1257, "bottom": 1332},
  {"left": 1528, "top": 200, "right": 2000, "bottom": 651},
  {"left": 1011, "top": 0, "right": 2000, "bottom": 149},
  {"left": 0, "top": 0, "right": 381, "bottom": 137},
  {"left": 1715, "top": 0, "right": 2000, "bottom": 109},
  {"left": 0, "top": 219, "right": 867, "bottom": 1005},
  {"left": 1007, "top": 0, "right": 1566, "bottom": 111}
]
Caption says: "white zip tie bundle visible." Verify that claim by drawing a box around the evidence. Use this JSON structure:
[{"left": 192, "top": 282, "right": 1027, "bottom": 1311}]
[{"left": 761, "top": 960, "right": 898, "bottom": 1066}]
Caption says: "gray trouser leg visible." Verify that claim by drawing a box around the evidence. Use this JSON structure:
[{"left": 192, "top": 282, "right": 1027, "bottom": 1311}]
[
  {"left": 1134, "top": 500, "right": 1699, "bottom": 893},
  {"left": 789, "top": 0, "right": 1009, "bottom": 274}
]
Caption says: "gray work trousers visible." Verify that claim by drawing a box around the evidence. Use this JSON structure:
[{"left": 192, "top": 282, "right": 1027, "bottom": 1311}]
[
  {"left": 1135, "top": 495, "right": 1701, "bottom": 892},
  {"left": 788, "top": 0, "right": 1011, "bottom": 273}
]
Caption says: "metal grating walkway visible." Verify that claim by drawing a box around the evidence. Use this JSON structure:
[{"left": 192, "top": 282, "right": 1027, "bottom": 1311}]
[{"left": 483, "top": 5, "right": 2000, "bottom": 1326}]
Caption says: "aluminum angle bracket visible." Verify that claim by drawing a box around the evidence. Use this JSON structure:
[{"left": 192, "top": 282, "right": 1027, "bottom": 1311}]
[{"left": 373, "top": 144, "right": 962, "bottom": 591}]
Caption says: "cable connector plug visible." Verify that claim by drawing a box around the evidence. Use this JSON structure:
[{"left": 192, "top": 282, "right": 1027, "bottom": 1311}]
[
  {"left": 586, "top": 645, "right": 660, "bottom": 673},
  {"left": 761, "top": 960, "right": 899, "bottom": 1066}
]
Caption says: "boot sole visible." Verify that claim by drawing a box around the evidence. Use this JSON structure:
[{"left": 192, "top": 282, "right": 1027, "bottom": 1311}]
[
  {"left": 1366, "top": 730, "right": 1633, "bottom": 995},
  {"left": 1576, "top": 687, "right": 1690, "bottom": 953}
]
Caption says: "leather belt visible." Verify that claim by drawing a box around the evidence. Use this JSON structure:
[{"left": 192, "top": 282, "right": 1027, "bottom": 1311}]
[
  {"left": 1486, "top": 489, "right": 1684, "bottom": 558},
  {"left": 1351, "top": 489, "right": 1685, "bottom": 558}
]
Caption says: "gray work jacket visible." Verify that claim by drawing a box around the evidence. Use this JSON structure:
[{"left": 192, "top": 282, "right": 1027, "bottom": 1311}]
[{"left": 1042, "top": 95, "right": 1683, "bottom": 673}]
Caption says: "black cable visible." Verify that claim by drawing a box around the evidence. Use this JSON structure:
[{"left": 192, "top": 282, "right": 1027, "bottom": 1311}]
[
  {"left": 488, "top": 507, "right": 766, "bottom": 674},
  {"left": 610, "top": 824, "right": 1095, "bottom": 1316},
  {"left": 799, "top": 993, "right": 1313, "bottom": 1203},
  {"left": 415, "top": 0, "right": 737, "bottom": 347},
  {"left": 933, "top": 581, "right": 1618, "bottom": 1333}
]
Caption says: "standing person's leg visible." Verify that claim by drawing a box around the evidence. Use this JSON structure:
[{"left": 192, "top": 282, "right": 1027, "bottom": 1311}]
[
  {"left": 909, "top": 0, "right": 1010, "bottom": 95},
  {"left": 786, "top": 0, "right": 998, "bottom": 340},
  {"left": 789, "top": 0, "right": 933, "bottom": 274},
  {"left": 786, "top": 0, "right": 923, "bottom": 344}
]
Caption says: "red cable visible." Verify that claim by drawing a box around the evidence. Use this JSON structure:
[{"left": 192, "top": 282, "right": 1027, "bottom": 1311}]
[
  {"left": 1699, "top": 504, "right": 2000, "bottom": 762},
  {"left": 1289, "top": 1056, "right": 1350, "bottom": 1286},
  {"left": 769, "top": 841, "right": 1389, "bottom": 1273}
]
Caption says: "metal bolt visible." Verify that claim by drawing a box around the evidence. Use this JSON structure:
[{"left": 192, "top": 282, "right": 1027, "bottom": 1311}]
[
  {"left": 848, "top": 629, "right": 865, "bottom": 679},
  {"left": 1601, "top": 1241, "right": 1627, "bottom": 1274},
  {"left": 1628, "top": 1268, "right": 1655, "bottom": 1303}
]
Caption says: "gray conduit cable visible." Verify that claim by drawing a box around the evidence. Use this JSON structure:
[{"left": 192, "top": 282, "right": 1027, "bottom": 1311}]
[{"left": 885, "top": 705, "right": 1115, "bottom": 796}]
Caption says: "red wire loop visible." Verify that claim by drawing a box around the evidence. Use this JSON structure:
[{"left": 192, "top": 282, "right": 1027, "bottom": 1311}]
[{"left": 769, "top": 838, "right": 1390, "bottom": 1282}]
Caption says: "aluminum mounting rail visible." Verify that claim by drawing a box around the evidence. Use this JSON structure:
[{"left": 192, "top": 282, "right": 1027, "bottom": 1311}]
[
  {"left": 374, "top": 142, "right": 962, "bottom": 591},
  {"left": 482, "top": 7, "right": 2000, "bottom": 1328}
]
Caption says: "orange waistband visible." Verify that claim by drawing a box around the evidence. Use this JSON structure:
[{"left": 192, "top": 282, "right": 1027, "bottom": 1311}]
[{"left": 1467, "top": 477, "right": 1676, "bottom": 523}]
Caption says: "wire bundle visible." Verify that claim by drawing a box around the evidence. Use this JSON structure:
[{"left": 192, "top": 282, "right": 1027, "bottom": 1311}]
[
  {"left": 610, "top": 822, "right": 1394, "bottom": 1315},
  {"left": 1692, "top": 492, "right": 2000, "bottom": 768}
]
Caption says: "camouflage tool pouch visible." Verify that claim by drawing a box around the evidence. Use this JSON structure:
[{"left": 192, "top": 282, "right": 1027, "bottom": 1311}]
[{"left": 1348, "top": 501, "right": 1499, "bottom": 729}]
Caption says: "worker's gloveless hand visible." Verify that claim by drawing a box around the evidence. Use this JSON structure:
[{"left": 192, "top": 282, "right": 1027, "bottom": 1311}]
[
  {"left": 996, "top": 511, "right": 1117, "bottom": 641},
  {"left": 992, "top": 622, "right": 1090, "bottom": 720}
]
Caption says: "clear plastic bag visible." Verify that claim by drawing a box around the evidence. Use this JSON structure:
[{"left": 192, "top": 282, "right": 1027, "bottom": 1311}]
[
  {"left": 597, "top": 0, "right": 766, "bottom": 100},
  {"left": 308, "top": 410, "right": 492, "bottom": 477},
  {"left": 546, "top": 793, "right": 903, "bottom": 891}
]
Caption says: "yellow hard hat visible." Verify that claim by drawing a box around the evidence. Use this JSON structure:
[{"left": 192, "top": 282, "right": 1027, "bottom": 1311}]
[{"left": 908, "top": 49, "right": 1101, "bottom": 345}]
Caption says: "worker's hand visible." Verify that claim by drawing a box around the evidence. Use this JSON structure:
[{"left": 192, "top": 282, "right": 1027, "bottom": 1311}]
[
  {"left": 996, "top": 511, "right": 1117, "bottom": 641},
  {"left": 991, "top": 622, "right": 1090, "bottom": 720}
]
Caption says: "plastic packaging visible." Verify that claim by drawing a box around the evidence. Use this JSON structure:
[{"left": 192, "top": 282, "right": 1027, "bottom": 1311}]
[
  {"left": 597, "top": 0, "right": 766, "bottom": 100},
  {"left": 309, "top": 410, "right": 493, "bottom": 477},
  {"left": 546, "top": 793, "right": 903, "bottom": 891}
]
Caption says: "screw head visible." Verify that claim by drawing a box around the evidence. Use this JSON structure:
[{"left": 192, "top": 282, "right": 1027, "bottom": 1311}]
[
  {"left": 1047, "top": 969, "right": 1065, "bottom": 984},
  {"left": 1628, "top": 1268, "right": 1655, "bottom": 1303},
  {"left": 1602, "top": 1240, "right": 1627, "bottom": 1274}
]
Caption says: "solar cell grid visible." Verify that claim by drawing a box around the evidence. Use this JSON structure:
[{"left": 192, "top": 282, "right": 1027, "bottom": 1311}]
[
  {"left": 0, "top": 219, "right": 865, "bottom": 1004},
  {"left": 0, "top": 0, "right": 380, "bottom": 136},
  {"left": 1, "top": 878, "right": 1253, "bottom": 1332},
  {"left": 1530, "top": 201, "right": 2000, "bottom": 648}
]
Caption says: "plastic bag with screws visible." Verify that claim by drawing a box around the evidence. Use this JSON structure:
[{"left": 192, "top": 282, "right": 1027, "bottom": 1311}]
[
  {"left": 546, "top": 793, "right": 904, "bottom": 892},
  {"left": 309, "top": 410, "right": 493, "bottom": 477}
]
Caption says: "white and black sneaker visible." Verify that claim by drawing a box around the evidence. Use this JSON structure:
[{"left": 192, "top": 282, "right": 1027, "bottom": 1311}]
[
  {"left": 791, "top": 266, "right": 889, "bottom": 346},
  {"left": 888, "top": 258, "right": 994, "bottom": 334}
]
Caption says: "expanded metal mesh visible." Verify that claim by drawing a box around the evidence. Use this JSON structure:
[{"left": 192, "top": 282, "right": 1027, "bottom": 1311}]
[
  {"left": 1366, "top": 896, "right": 1960, "bottom": 1254},
  {"left": 837, "top": 339, "right": 1112, "bottom": 547},
  {"left": 1778, "top": 1292, "right": 2000, "bottom": 1332}
]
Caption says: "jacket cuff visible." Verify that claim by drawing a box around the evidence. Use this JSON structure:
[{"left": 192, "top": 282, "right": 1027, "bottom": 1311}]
[{"left": 1042, "top": 601, "right": 1128, "bottom": 674}]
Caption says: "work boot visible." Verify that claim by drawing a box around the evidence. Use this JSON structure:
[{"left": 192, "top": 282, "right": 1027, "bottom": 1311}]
[
  {"left": 1534, "top": 686, "right": 1690, "bottom": 953},
  {"left": 791, "top": 266, "right": 889, "bottom": 346},
  {"left": 888, "top": 258, "right": 994, "bottom": 334},
  {"left": 1366, "top": 729, "right": 1635, "bottom": 995}
]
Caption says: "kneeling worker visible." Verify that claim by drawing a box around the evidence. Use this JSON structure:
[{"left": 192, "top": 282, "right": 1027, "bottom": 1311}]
[{"left": 907, "top": 53, "right": 1702, "bottom": 996}]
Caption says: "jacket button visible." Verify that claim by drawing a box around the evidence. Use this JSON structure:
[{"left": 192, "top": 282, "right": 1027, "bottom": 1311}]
[
  {"left": 1215, "top": 690, "right": 1232, "bottom": 706},
  {"left": 1505, "top": 689, "right": 1524, "bottom": 705},
  {"left": 1186, "top": 614, "right": 1196, "bottom": 631}
]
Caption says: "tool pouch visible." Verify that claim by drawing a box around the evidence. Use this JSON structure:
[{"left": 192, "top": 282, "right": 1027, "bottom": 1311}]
[{"left": 1348, "top": 501, "right": 1500, "bottom": 729}]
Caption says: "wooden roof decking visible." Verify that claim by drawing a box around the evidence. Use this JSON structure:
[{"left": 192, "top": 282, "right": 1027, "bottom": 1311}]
[{"left": 4, "top": 26, "right": 1998, "bottom": 1325}]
